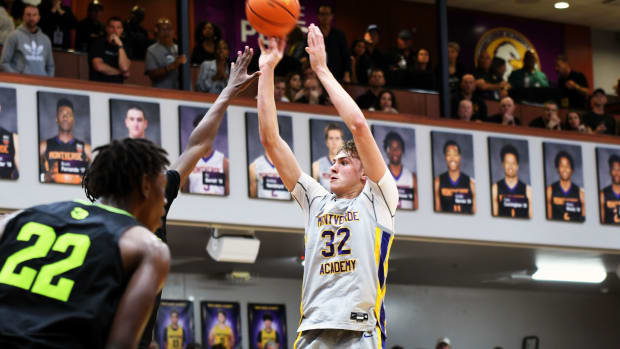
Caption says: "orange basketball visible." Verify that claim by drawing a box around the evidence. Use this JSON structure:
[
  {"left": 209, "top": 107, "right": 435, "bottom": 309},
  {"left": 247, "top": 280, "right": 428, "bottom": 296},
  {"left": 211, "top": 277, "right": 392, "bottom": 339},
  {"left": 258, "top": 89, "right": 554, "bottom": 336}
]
[{"left": 246, "top": 0, "right": 300, "bottom": 37}]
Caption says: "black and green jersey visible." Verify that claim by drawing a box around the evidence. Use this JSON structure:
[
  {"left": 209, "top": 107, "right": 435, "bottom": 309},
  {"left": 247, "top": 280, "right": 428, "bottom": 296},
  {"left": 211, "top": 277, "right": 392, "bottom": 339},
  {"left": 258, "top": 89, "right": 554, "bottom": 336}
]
[{"left": 0, "top": 200, "right": 139, "bottom": 349}]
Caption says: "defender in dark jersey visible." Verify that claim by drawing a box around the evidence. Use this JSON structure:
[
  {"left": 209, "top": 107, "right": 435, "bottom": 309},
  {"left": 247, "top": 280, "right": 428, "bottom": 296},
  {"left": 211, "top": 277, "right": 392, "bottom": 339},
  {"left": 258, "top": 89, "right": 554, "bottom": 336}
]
[
  {"left": 600, "top": 154, "right": 620, "bottom": 225},
  {"left": 491, "top": 145, "right": 532, "bottom": 218},
  {"left": 546, "top": 151, "right": 585, "bottom": 222},
  {"left": 39, "top": 98, "right": 92, "bottom": 184},
  {"left": 138, "top": 46, "right": 261, "bottom": 349},
  {"left": 0, "top": 138, "right": 170, "bottom": 349},
  {"left": 434, "top": 140, "right": 476, "bottom": 214}
]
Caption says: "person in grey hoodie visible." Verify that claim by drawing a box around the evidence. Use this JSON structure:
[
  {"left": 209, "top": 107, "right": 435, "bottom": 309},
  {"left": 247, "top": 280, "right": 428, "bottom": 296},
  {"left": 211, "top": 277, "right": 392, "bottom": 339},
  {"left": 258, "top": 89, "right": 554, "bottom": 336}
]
[
  {"left": 0, "top": 1, "right": 15, "bottom": 44},
  {"left": 0, "top": 4, "right": 54, "bottom": 76}
]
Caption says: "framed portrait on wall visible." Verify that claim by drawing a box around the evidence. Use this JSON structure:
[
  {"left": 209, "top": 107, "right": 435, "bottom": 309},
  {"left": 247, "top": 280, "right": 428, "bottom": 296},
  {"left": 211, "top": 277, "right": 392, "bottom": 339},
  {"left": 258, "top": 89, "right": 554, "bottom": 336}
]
[
  {"left": 487, "top": 137, "right": 532, "bottom": 219},
  {"left": 179, "top": 105, "right": 229, "bottom": 196},
  {"left": 37, "top": 91, "right": 92, "bottom": 185},
  {"left": 155, "top": 299, "right": 195, "bottom": 349},
  {"left": 201, "top": 301, "right": 241, "bottom": 349},
  {"left": 522, "top": 335, "right": 539, "bottom": 349},
  {"left": 0, "top": 87, "right": 18, "bottom": 180},
  {"left": 431, "top": 131, "right": 476, "bottom": 214},
  {"left": 596, "top": 147, "right": 620, "bottom": 225},
  {"left": 309, "top": 119, "right": 353, "bottom": 192},
  {"left": 542, "top": 142, "right": 585, "bottom": 222},
  {"left": 372, "top": 124, "right": 418, "bottom": 210},
  {"left": 248, "top": 303, "right": 287, "bottom": 349},
  {"left": 109, "top": 98, "right": 161, "bottom": 145},
  {"left": 245, "top": 112, "right": 293, "bottom": 200}
]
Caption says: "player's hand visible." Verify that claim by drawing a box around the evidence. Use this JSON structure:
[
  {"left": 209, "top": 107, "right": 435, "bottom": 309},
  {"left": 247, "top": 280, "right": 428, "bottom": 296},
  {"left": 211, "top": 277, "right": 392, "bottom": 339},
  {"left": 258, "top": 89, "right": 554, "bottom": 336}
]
[
  {"left": 306, "top": 23, "right": 328, "bottom": 73},
  {"left": 111, "top": 34, "right": 123, "bottom": 47},
  {"left": 228, "top": 46, "right": 261, "bottom": 95},
  {"left": 176, "top": 54, "right": 188, "bottom": 65},
  {"left": 258, "top": 37, "right": 285, "bottom": 71}
]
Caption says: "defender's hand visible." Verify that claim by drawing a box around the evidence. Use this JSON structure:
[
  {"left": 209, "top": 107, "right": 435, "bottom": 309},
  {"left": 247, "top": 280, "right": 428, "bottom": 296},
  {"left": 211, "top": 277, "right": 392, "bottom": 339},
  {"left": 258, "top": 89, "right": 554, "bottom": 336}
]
[
  {"left": 258, "top": 37, "right": 285, "bottom": 71},
  {"left": 228, "top": 46, "right": 261, "bottom": 95},
  {"left": 306, "top": 24, "right": 328, "bottom": 73}
]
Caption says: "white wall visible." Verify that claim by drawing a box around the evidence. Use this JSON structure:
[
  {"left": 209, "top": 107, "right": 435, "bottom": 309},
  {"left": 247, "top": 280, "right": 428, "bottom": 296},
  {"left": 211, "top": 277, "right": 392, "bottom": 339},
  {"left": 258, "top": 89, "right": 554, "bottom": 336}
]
[
  {"left": 163, "top": 273, "right": 620, "bottom": 349},
  {"left": 592, "top": 29, "right": 620, "bottom": 95}
]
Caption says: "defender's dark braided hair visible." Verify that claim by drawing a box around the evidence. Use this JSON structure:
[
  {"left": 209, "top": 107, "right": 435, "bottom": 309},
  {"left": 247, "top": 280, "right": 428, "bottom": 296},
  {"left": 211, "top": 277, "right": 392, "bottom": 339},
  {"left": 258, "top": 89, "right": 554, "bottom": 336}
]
[{"left": 83, "top": 138, "right": 169, "bottom": 202}]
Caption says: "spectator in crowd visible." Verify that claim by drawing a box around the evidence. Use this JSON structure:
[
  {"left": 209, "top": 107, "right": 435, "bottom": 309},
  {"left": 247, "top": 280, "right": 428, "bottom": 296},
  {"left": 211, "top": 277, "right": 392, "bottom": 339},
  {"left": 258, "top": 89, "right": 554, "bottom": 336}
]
[
  {"left": 2, "top": 0, "right": 23, "bottom": 26},
  {"left": 447, "top": 41, "right": 465, "bottom": 96},
  {"left": 37, "top": 0, "right": 76, "bottom": 50},
  {"left": 476, "top": 57, "right": 511, "bottom": 100},
  {"left": 316, "top": 4, "right": 351, "bottom": 82},
  {"left": 350, "top": 39, "right": 372, "bottom": 84},
  {"left": 369, "top": 90, "right": 398, "bottom": 114},
  {"left": 456, "top": 99, "right": 482, "bottom": 122},
  {"left": 508, "top": 50, "right": 549, "bottom": 88},
  {"left": 529, "top": 101, "right": 562, "bottom": 130},
  {"left": 297, "top": 76, "right": 327, "bottom": 105},
  {"left": 75, "top": 0, "right": 104, "bottom": 52},
  {"left": 274, "top": 76, "right": 289, "bottom": 102},
  {"left": 363, "top": 24, "right": 385, "bottom": 70},
  {"left": 355, "top": 68, "right": 385, "bottom": 109},
  {"left": 1, "top": 4, "right": 54, "bottom": 76},
  {"left": 564, "top": 110, "right": 589, "bottom": 133},
  {"left": 450, "top": 74, "right": 487, "bottom": 120},
  {"left": 0, "top": 1, "right": 15, "bottom": 44},
  {"left": 409, "top": 48, "right": 436, "bottom": 90},
  {"left": 555, "top": 55, "right": 589, "bottom": 109},
  {"left": 473, "top": 51, "right": 492, "bottom": 80},
  {"left": 436, "top": 337, "right": 452, "bottom": 349},
  {"left": 89, "top": 16, "right": 131, "bottom": 84},
  {"left": 276, "top": 26, "right": 304, "bottom": 77},
  {"left": 285, "top": 72, "right": 303, "bottom": 102},
  {"left": 123, "top": 6, "right": 151, "bottom": 60},
  {"left": 584, "top": 88, "right": 616, "bottom": 135},
  {"left": 196, "top": 40, "right": 230, "bottom": 93},
  {"left": 145, "top": 18, "right": 187, "bottom": 89},
  {"left": 488, "top": 96, "right": 520, "bottom": 126},
  {"left": 191, "top": 21, "right": 220, "bottom": 65},
  {"left": 386, "top": 28, "right": 415, "bottom": 87}
]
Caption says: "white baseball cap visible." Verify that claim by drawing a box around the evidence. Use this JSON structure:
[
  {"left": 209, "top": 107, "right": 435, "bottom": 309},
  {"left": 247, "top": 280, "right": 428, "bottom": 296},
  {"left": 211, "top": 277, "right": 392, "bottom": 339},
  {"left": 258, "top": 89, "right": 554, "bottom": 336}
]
[{"left": 437, "top": 337, "right": 452, "bottom": 345}]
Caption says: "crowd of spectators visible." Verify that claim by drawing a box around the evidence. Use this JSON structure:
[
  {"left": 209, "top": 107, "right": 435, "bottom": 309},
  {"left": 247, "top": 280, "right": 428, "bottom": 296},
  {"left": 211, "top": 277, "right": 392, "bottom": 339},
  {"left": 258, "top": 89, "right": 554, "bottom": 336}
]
[{"left": 0, "top": 1, "right": 618, "bottom": 136}]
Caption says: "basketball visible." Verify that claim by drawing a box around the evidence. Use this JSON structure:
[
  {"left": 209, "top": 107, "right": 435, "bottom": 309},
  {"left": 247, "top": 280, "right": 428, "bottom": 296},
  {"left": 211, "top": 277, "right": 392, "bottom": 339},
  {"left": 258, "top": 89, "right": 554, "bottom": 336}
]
[{"left": 245, "top": 0, "right": 300, "bottom": 37}]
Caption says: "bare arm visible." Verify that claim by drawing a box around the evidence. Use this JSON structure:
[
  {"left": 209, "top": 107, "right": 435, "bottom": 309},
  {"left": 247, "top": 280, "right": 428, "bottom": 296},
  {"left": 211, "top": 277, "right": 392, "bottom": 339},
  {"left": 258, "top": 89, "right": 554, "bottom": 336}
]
[
  {"left": 172, "top": 47, "right": 260, "bottom": 188},
  {"left": 92, "top": 58, "right": 122, "bottom": 76},
  {"left": 12, "top": 133, "right": 18, "bottom": 172},
  {"left": 527, "top": 185, "right": 533, "bottom": 219},
  {"left": 105, "top": 227, "right": 170, "bottom": 349},
  {"left": 413, "top": 173, "right": 418, "bottom": 210},
  {"left": 470, "top": 178, "right": 476, "bottom": 214},
  {"left": 580, "top": 189, "right": 586, "bottom": 218},
  {"left": 306, "top": 24, "right": 386, "bottom": 182},
  {"left": 434, "top": 177, "right": 441, "bottom": 212},
  {"left": 491, "top": 183, "right": 498, "bottom": 216},
  {"left": 257, "top": 38, "right": 302, "bottom": 191},
  {"left": 84, "top": 143, "right": 93, "bottom": 163},
  {"left": 117, "top": 46, "right": 131, "bottom": 73},
  {"left": 223, "top": 157, "right": 230, "bottom": 196},
  {"left": 311, "top": 160, "right": 320, "bottom": 181},
  {"left": 546, "top": 186, "right": 552, "bottom": 219},
  {"left": 600, "top": 191, "right": 606, "bottom": 223},
  {"left": 249, "top": 162, "right": 258, "bottom": 198}
]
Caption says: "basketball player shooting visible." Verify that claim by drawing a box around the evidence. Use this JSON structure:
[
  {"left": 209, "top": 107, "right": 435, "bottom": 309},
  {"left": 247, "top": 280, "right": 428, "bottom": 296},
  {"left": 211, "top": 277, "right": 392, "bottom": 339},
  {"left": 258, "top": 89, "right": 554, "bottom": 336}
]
[{"left": 257, "top": 24, "right": 398, "bottom": 348}]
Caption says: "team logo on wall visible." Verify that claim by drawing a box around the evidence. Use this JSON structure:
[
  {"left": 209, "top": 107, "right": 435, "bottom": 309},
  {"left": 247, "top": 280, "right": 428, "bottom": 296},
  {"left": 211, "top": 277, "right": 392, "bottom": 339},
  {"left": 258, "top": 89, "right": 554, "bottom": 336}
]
[{"left": 474, "top": 27, "right": 540, "bottom": 80}]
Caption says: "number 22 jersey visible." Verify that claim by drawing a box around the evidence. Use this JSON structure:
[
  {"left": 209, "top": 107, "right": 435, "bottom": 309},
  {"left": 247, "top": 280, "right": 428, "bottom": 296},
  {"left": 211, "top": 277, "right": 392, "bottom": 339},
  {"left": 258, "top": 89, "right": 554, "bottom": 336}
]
[{"left": 291, "top": 169, "right": 398, "bottom": 337}]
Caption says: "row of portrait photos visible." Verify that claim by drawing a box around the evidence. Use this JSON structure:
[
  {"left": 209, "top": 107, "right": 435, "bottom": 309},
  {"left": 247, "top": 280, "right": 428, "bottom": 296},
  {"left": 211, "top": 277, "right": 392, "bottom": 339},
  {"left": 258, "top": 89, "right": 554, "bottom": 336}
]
[
  {"left": 0, "top": 88, "right": 619, "bottom": 225},
  {"left": 155, "top": 299, "right": 287, "bottom": 349}
]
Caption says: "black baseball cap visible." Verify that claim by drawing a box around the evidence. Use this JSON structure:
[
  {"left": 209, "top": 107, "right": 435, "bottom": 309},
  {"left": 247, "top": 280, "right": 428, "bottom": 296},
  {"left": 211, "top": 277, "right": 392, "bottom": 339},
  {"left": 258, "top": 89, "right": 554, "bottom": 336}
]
[
  {"left": 367, "top": 24, "right": 379, "bottom": 33},
  {"left": 592, "top": 88, "right": 606, "bottom": 96},
  {"left": 398, "top": 29, "right": 413, "bottom": 40}
]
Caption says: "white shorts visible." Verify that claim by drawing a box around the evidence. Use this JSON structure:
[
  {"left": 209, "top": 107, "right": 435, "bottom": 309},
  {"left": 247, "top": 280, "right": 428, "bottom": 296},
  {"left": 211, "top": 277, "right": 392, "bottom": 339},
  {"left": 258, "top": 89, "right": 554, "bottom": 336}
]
[{"left": 293, "top": 328, "right": 384, "bottom": 349}]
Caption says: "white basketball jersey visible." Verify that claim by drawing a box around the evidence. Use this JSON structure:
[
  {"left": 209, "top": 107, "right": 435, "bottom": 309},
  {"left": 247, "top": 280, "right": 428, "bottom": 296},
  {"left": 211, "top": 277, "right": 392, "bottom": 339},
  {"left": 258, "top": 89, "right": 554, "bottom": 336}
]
[
  {"left": 316, "top": 156, "right": 333, "bottom": 191},
  {"left": 391, "top": 166, "right": 415, "bottom": 209},
  {"left": 291, "top": 169, "right": 398, "bottom": 337},
  {"left": 188, "top": 150, "right": 226, "bottom": 195},
  {"left": 253, "top": 155, "right": 291, "bottom": 200}
]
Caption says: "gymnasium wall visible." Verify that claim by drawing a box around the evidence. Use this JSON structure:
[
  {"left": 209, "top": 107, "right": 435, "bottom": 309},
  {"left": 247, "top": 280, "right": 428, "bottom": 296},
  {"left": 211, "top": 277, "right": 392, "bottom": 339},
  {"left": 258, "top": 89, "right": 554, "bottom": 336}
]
[
  {"left": 162, "top": 273, "right": 620, "bottom": 349},
  {"left": 591, "top": 29, "right": 620, "bottom": 95}
]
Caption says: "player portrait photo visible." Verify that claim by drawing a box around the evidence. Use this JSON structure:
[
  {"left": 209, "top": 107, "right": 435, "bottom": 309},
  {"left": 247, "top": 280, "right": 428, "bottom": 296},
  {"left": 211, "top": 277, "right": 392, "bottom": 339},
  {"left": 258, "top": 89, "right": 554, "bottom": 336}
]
[
  {"left": 488, "top": 137, "right": 532, "bottom": 219},
  {"left": 372, "top": 124, "right": 418, "bottom": 210},
  {"left": 109, "top": 98, "right": 161, "bottom": 145},
  {"left": 201, "top": 301, "right": 241, "bottom": 349},
  {"left": 179, "top": 105, "right": 229, "bottom": 196},
  {"left": 0, "top": 87, "right": 18, "bottom": 180},
  {"left": 155, "top": 300, "right": 195, "bottom": 349},
  {"left": 37, "top": 91, "right": 92, "bottom": 185},
  {"left": 431, "top": 131, "right": 476, "bottom": 214},
  {"left": 309, "top": 119, "right": 353, "bottom": 192},
  {"left": 543, "top": 142, "right": 585, "bottom": 222},
  {"left": 248, "top": 303, "right": 287, "bottom": 349},
  {"left": 596, "top": 147, "right": 620, "bottom": 225},
  {"left": 245, "top": 112, "right": 293, "bottom": 200}
]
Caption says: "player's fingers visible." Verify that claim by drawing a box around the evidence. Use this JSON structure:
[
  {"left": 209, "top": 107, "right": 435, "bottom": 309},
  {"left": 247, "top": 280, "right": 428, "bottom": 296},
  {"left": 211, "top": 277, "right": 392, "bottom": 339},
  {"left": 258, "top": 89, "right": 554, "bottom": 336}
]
[
  {"left": 258, "top": 38, "right": 266, "bottom": 53},
  {"left": 278, "top": 37, "right": 286, "bottom": 53}
]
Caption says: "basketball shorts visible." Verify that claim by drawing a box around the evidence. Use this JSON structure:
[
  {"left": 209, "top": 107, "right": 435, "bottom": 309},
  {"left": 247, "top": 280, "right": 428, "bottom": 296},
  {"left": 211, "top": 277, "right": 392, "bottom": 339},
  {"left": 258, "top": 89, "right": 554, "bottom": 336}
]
[{"left": 293, "top": 327, "right": 384, "bottom": 349}]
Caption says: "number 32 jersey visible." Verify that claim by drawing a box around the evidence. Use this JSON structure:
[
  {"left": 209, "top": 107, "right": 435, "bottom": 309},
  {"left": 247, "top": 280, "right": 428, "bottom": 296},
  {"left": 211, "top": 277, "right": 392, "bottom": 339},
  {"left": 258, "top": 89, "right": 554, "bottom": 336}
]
[
  {"left": 0, "top": 200, "right": 138, "bottom": 349},
  {"left": 291, "top": 169, "right": 398, "bottom": 337}
]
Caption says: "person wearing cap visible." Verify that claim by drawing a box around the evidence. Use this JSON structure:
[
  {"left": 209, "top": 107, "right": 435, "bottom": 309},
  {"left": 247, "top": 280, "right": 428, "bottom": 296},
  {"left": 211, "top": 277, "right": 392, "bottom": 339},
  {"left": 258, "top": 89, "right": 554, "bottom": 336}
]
[
  {"left": 584, "top": 88, "right": 616, "bottom": 135},
  {"left": 363, "top": 24, "right": 385, "bottom": 70},
  {"left": 75, "top": 0, "right": 104, "bottom": 52},
  {"left": 436, "top": 337, "right": 451, "bottom": 349},
  {"left": 316, "top": 4, "right": 351, "bottom": 83},
  {"left": 145, "top": 18, "right": 187, "bottom": 89},
  {"left": 555, "top": 55, "right": 589, "bottom": 109},
  {"left": 386, "top": 28, "right": 415, "bottom": 86},
  {"left": 124, "top": 5, "right": 151, "bottom": 60}
]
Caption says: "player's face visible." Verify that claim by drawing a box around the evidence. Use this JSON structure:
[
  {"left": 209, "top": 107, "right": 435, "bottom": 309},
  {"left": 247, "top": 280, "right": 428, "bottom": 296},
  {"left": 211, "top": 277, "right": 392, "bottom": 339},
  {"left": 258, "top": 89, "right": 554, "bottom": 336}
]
[
  {"left": 140, "top": 172, "right": 167, "bottom": 232},
  {"left": 106, "top": 20, "right": 123, "bottom": 38},
  {"left": 325, "top": 130, "right": 343, "bottom": 154},
  {"left": 387, "top": 139, "right": 403, "bottom": 165},
  {"left": 503, "top": 153, "right": 519, "bottom": 179},
  {"left": 444, "top": 145, "right": 461, "bottom": 171},
  {"left": 289, "top": 74, "right": 301, "bottom": 90},
  {"left": 217, "top": 312, "right": 226, "bottom": 323},
  {"left": 610, "top": 162, "right": 620, "bottom": 185},
  {"left": 557, "top": 157, "right": 573, "bottom": 181},
  {"left": 329, "top": 155, "right": 364, "bottom": 195},
  {"left": 171, "top": 312, "right": 179, "bottom": 325},
  {"left": 56, "top": 106, "right": 75, "bottom": 132},
  {"left": 264, "top": 319, "right": 272, "bottom": 329},
  {"left": 125, "top": 109, "right": 148, "bottom": 139},
  {"left": 379, "top": 92, "right": 392, "bottom": 110}
]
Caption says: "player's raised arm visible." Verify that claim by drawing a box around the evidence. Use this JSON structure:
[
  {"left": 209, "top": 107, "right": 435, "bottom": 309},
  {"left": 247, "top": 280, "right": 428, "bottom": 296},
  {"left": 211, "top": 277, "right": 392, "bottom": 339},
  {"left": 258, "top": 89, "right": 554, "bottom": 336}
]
[
  {"left": 172, "top": 46, "right": 260, "bottom": 188},
  {"left": 306, "top": 24, "right": 386, "bottom": 183},
  {"left": 257, "top": 37, "right": 302, "bottom": 191}
]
